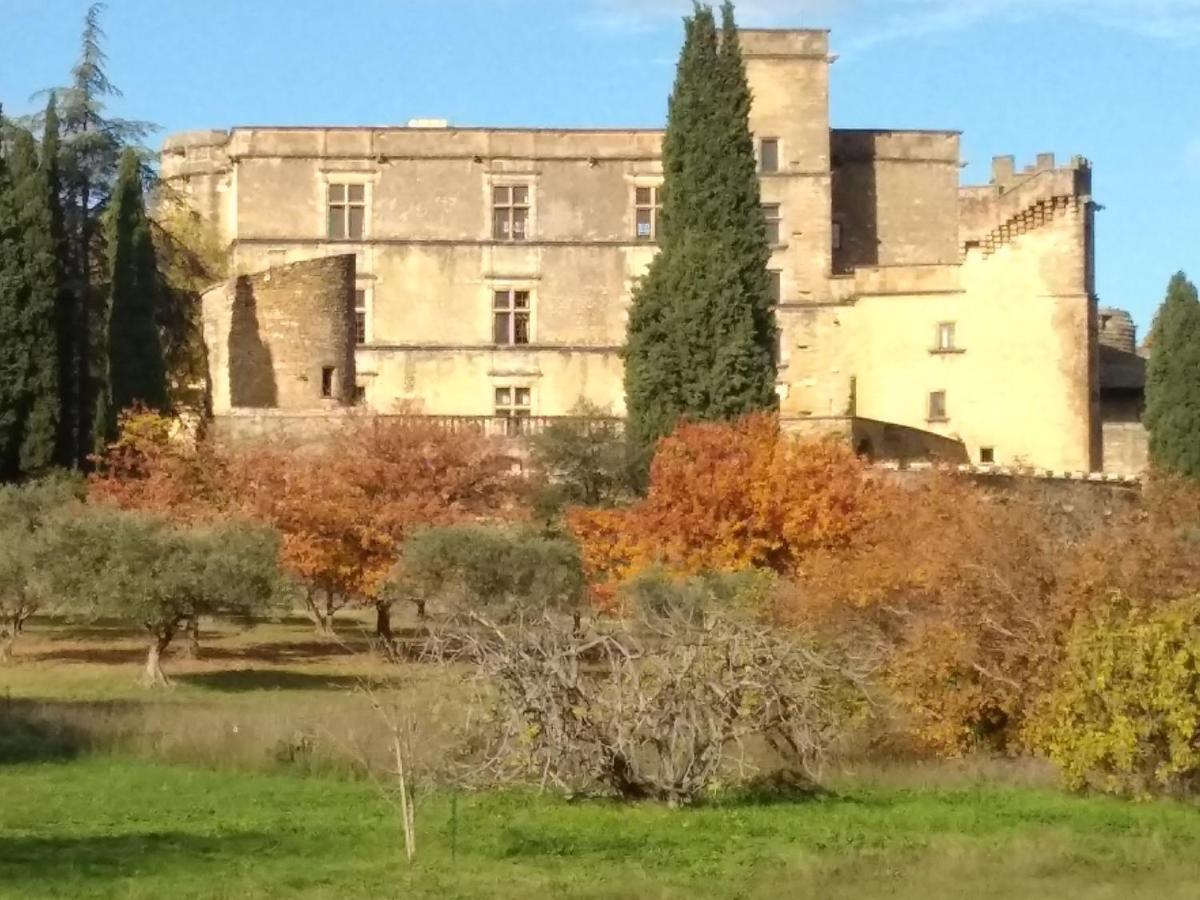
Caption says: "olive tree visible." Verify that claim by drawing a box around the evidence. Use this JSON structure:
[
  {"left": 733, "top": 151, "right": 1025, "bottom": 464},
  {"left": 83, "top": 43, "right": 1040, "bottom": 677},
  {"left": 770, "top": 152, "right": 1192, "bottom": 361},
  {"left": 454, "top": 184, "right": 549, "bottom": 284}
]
[
  {"left": 45, "top": 507, "right": 282, "bottom": 684},
  {"left": 0, "top": 478, "right": 83, "bottom": 661},
  {"left": 393, "top": 525, "right": 587, "bottom": 625}
]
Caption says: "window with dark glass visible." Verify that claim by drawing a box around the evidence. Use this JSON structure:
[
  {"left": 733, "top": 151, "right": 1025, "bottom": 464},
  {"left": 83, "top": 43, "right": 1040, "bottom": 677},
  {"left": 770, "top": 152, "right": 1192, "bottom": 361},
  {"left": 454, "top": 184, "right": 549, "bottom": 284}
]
[
  {"left": 354, "top": 289, "right": 368, "bottom": 345},
  {"left": 492, "top": 185, "right": 530, "bottom": 241},
  {"left": 493, "top": 290, "right": 531, "bottom": 346},
  {"left": 762, "top": 204, "right": 782, "bottom": 246},
  {"left": 928, "top": 390, "right": 947, "bottom": 422},
  {"left": 328, "top": 184, "right": 366, "bottom": 240},
  {"left": 760, "top": 138, "right": 780, "bottom": 173},
  {"left": 321, "top": 367, "right": 336, "bottom": 399},
  {"left": 635, "top": 186, "right": 662, "bottom": 240},
  {"left": 980, "top": 447, "right": 995, "bottom": 464},
  {"left": 495, "top": 386, "right": 532, "bottom": 436}
]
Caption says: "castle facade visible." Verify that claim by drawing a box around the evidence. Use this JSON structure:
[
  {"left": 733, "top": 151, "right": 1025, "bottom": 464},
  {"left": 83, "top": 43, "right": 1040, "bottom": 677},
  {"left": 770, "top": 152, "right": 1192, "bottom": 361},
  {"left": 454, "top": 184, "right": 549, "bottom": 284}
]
[{"left": 164, "top": 29, "right": 1114, "bottom": 473}]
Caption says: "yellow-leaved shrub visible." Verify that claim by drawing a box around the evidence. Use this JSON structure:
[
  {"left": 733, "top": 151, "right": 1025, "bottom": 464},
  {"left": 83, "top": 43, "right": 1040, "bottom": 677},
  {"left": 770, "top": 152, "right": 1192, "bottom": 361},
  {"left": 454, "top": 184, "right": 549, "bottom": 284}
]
[{"left": 1027, "top": 593, "right": 1200, "bottom": 798}]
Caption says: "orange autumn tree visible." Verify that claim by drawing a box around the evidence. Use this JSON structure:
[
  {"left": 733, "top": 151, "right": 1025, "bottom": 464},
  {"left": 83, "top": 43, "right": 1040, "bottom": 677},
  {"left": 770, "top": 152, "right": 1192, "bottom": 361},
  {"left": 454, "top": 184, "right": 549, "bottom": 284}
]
[
  {"left": 794, "top": 474, "right": 1125, "bottom": 756},
  {"left": 234, "top": 419, "right": 520, "bottom": 636},
  {"left": 568, "top": 414, "right": 880, "bottom": 589},
  {"left": 90, "top": 408, "right": 235, "bottom": 523}
]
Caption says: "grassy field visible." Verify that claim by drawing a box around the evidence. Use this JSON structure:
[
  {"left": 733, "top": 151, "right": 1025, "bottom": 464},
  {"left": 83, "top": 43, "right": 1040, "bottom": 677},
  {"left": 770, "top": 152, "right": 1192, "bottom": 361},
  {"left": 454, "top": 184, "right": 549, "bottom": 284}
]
[
  {"left": 6, "top": 758, "right": 1200, "bottom": 899},
  {"left": 5, "top": 616, "right": 1200, "bottom": 898}
]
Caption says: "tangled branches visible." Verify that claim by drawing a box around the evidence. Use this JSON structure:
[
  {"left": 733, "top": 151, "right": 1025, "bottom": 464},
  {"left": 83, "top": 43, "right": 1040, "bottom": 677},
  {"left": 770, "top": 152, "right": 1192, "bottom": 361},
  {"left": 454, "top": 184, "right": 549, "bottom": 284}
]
[{"left": 433, "top": 579, "right": 873, "bottom": 806}]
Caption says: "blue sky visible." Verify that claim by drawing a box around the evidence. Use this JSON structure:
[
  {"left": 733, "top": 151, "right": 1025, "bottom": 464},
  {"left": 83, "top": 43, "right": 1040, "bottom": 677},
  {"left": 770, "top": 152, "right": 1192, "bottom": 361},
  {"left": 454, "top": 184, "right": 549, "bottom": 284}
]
[{"left": 2, "top": 0, "right": 1197, "bottom": 331}]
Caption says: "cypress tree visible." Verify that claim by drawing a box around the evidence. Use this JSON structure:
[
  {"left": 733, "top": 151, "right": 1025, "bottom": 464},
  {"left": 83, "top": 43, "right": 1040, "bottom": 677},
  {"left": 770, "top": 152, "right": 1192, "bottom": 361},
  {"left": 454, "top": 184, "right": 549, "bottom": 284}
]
[
  {"left": 624, "top": 3, "right": 776, "bottom": 465},
  {"left": 0, "top": 110, "right": 26, "bottom": 479},
  {"left": 8, "top": 128, "right": 62, "bottom": 474},
  {"left": 99, "top": 149, "right": 167, "bottom": 445},
  {"left": 1145, "top": 272, "right": 1200, "bottom": 479},
  {"left": 41, "top": 95, "right": 74, "bottom": 468}
]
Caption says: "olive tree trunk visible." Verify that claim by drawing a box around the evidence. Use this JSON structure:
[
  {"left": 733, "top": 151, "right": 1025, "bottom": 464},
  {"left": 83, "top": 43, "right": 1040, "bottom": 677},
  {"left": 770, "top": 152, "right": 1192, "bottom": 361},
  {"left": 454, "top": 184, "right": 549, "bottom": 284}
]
[
  {"left": 143, "top": 623, "right": 178, "bottom": 687},
  {"left": 375, "top": 601, "right": 394, "bottom": 641}
]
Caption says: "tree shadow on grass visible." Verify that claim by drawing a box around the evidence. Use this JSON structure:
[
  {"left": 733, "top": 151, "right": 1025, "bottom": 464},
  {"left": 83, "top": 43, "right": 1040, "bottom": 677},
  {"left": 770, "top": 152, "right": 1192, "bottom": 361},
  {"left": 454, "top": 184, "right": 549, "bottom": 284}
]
[
  {"left": 174, "top": 669, "right": 370, "bottom": 693},
  {"left": 0, "top": 832, "right": 274, "bottom": 886},
  {"left": 31, "top": 646, "right": 147, "bottom": 665},
  {"left": 0, "top": 706, "right": 88, "bottom": 764}
]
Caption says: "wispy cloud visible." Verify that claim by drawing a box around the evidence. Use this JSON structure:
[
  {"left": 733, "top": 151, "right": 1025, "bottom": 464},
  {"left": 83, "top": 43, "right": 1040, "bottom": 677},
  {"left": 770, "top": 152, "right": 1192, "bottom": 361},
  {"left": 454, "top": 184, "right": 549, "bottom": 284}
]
[{"left": 585, "top": 0, "right": 1200, "bottom": 46}]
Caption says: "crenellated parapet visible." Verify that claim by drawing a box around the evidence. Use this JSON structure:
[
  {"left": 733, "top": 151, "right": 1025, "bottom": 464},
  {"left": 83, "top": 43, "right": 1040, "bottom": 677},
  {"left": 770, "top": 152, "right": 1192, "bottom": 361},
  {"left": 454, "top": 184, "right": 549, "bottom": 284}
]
[{"left": 959, "top": 153, "right": 1093, "bottom": 258}]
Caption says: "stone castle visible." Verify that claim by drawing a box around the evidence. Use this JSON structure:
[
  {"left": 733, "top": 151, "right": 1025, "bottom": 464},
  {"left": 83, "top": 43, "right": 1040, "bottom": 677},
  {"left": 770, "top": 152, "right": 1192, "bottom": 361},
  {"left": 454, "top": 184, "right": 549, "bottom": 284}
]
[{"left": 161, "top": 28, "right": 1146, "bottom": 475}]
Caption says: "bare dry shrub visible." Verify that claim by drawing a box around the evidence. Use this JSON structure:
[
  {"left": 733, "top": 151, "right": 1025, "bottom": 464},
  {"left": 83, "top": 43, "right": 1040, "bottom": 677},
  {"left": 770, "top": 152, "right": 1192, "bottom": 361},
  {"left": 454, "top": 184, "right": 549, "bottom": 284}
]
[{"left": 432, "top": 571, "right": 873, "bottom": 807}]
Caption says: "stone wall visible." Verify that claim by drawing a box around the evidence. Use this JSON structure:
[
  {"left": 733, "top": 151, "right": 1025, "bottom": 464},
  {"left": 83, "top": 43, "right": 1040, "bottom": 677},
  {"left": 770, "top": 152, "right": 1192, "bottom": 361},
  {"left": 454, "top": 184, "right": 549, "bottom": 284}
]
[
  {"left": 1102, "top": 421, "right": 1149, "bottom": 477},
  {"left": 831, "top": 130, "right": 961, "bottom": 272},
  {"left": 203, "top": 255, "right": 357, "bottom": 413}
]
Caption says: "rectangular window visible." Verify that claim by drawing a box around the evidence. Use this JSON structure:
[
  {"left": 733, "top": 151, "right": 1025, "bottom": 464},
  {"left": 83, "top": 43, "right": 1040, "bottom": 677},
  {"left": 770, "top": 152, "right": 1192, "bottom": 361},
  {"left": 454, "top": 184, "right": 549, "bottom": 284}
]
[
  {"left": 980, "top": 447, "right": 995, "bottom": 465},
  {"left": 492, "top": 184, "right": 530, "bottom": 241},
  {"left": 768, "top": 270, "right": 781, "bottom": 305},
  {"left": 492, "top": 289, "right": 531, "bottom": 346},
  {"left": 355, "top": 385, "right": 367, "bottom": 404},
  {"left": 936, "top": 322, "right": 956, "bottom": 351},
  {"left": 354, "top": 289, "right": 368, "bottom": 345},
  {"left": 762, "top": 204, "right": 782, "bottom": 246},
  {"left": 327, "top": 183, "right": 366, "bottom": 240},
  {"left": 832, "top": 221, "right": 842, "bottom": 252},
  {"left": 635, "top": 186, "right": 662, "bottom": 241},
  {"left": 928, "top": 390, "right": 947, "bottom": 422},
  {"left": 321, "top": 367, "right": 336, "bottom": 399},
  {"left": 495, "top": 386, "right": 532, "bottom": 436},
  {"left": 760, "top": 138, "right": 780, "bottom": 174}
]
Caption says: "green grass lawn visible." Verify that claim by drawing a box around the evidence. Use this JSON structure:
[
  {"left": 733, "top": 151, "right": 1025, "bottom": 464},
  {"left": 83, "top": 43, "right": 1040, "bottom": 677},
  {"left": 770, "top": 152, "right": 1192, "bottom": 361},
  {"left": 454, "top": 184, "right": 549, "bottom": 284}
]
[
  {"left": 4, "top": 757, "right": 1200, "bottom": 900},
  {"left": 7, "top": 617, "right": 1200, "bottom": 898}
]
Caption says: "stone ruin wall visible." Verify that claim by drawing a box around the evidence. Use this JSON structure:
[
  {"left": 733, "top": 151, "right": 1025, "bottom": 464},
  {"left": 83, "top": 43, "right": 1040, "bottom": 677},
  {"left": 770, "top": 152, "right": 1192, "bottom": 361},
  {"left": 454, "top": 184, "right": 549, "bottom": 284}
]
[{"left": 202, "top": 255, "right": 357, "bottom": 422}]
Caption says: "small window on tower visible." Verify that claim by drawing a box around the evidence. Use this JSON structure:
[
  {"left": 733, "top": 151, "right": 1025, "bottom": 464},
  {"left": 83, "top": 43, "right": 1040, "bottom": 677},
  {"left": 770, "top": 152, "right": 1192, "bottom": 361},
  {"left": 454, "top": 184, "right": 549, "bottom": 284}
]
[
  {"left": 762, "top": 204, "right": 782, "bottom": 246},
  {"left": 760, "top": 138, "right": 780, "bottom": 174},
  {"left": 321, "top": 367, "right": 336, "bottom": 399},
  {"left": 354, "top": 289, "right": 368, "bottom": 345},
  {"left": 936, "top": 322, "right": 957, "bottom": 352},
  {"left": 928, "top": 390, "right": 947, "bottom": 422},
  {"left": 767, "top": 270, "right": 781, "bottom": 305}
]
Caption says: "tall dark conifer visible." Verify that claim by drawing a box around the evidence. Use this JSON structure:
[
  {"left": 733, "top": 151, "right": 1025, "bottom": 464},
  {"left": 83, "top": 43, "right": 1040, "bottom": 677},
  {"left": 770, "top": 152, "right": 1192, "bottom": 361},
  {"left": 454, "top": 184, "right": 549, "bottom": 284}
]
[
  {"left": 35, "top": 3, "right": 154, "bottom": 464},
  {"left": 98, "top": 149, "right": 167, "bottom": 445},
  {"left": 8, "top": 128, "right": 61, "bottom": 473},
  {"left": 0, "top": 109, "right": 26, "bottom": 479},
  {"left": 623, "top": 3, "right": 776, "bottom": 468},
  {"left": 41, "top": 95, "right": 73, "bottom": 467},
  {"left": 1145, "top": 272, "right": 1200, "bottom": 479}
]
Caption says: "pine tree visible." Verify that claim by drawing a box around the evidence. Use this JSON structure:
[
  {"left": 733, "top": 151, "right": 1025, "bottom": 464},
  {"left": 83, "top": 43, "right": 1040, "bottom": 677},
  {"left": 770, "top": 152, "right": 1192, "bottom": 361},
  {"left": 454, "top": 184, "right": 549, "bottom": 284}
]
[
  {"left": 34, "top": 3, "right": 154, "bottom": 465},
  {"left": 8, "top": 128, "right": 62, "bottom": 474},
  {"left": 1145, "top": 272, "right": 1200, "bottom": 479},
  {"left": 623, "top": 3, "right": 776, "bottom": 465},
  {"left": 98, "top": 149, "right": 168, "bottom": 445}
]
